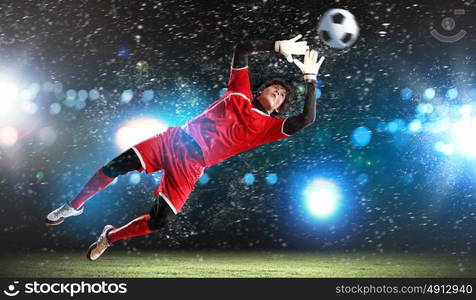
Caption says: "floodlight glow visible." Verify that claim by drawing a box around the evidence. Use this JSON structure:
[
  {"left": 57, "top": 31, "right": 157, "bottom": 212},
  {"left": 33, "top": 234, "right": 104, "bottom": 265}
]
[
  {"left": 115, "top": 117, "right": 167, "bottom": 151},
  {"left": 19, "top": 83, "right": 40, "bottom": 101},
  {"left": 0, "top": 126, "right": 18, "bottom": 147},
  {"left": 0, "top": 81, "right": 19, "bottom": 115},
  {"left": 450, "top": 118, "right": 476, "bottom": 158},
  {"left": 434, "top": 141, "right": 455, "bottom": 156},
  {"left": 459, "top": 104, "right": 472, "bottom": 118},
  {"left": 20, "top": 101, "right": 38, "bottom": 115},
  {"left": 303, "top": 179, "right": 341, "bottom": 218}
]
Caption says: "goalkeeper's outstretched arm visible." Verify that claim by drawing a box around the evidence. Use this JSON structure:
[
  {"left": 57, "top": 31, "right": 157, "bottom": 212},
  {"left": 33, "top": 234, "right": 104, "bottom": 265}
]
[{"left": 283, "top": 50, "right": 325, "bottom": 135}]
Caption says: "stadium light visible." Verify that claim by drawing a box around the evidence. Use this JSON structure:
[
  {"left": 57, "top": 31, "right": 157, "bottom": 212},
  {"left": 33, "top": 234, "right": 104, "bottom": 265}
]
[
  {"left": 450, "top": 118, "right": 476, "bottom": 158},
  {"left": 0, "top": 80, "right": 19, "bottom": 116},
  {"left": 303, "top": 179, "right": 341, "bottom": 218},
  {"left": 0, "top": 126, "right": 18, "bottom": 147},
  {"left": 115, "top": 117, "right": 167, "bottom": 151}
]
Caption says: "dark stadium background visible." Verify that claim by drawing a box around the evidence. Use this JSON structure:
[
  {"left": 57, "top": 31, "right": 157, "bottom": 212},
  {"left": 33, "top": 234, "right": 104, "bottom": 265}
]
[{"left": 0, "top": 0, "right": 475, "bottom": 259}]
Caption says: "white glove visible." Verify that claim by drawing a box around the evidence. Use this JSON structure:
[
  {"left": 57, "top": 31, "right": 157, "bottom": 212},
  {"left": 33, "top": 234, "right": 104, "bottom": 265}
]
[
  {"left": 274, "top": 34, "right": 309, "bottom": 63},
  {"left": 293, "top": 49, "right": 325, "bottom": 81}
]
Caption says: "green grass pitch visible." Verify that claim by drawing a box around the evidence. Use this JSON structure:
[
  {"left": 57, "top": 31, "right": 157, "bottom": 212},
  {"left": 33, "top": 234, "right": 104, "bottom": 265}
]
[{"left": 1, "top": 251, "right": 474, "bottom": 278}]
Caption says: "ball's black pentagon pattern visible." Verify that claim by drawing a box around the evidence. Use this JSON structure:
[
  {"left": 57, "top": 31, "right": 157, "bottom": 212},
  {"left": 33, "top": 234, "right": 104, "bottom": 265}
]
[
  {"left": 318, "top": 9, "right": 359, "bottom": 48},
  {"left": 332, "top": 12, "right": 345, "bottom": 24},
  {"left": 341, "top": 33, "right": 353, "bottom": 44},
  {"left": 320, "top": 30, "right": 331, "bottom": 42}
]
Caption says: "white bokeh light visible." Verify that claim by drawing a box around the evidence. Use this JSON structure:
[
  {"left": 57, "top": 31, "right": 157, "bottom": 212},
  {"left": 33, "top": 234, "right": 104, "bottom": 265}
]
[
  {"left": 450, "top": 118, "right": 476, "bottom": 158},
  {"left": 115, "top": 117, "right": 167, "bottom": 151},
  {"left": 0, "top": 80, "right": 19, "bottom": 115},
  {"left": 0, "top": 126, "right": 19, "bottom": 147}
]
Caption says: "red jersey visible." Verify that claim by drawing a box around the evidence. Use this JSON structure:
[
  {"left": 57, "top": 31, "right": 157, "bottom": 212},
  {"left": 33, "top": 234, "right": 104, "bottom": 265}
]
[{"left": 183, "top": 67, "right": 290, "bottom": 167}]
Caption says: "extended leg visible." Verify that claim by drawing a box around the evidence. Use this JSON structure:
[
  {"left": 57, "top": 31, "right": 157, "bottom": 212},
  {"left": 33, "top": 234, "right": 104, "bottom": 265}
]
[
  {"left": 87, "top": 196, "right": 176, "bottom": 261},
  {"left": 69, "top": 148, "right": 142, "bottom": 209},
  {"left": 46, "top": 148, "right": 142, "bottom": 226}
]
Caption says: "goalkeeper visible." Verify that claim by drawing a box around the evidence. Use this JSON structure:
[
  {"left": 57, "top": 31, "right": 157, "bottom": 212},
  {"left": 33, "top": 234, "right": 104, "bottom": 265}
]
[{"left": 45, "top": 34, "right": 325, "bottom": 260}]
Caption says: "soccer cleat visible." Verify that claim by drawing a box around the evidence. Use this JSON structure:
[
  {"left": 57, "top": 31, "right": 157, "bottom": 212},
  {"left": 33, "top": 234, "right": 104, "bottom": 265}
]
[
  {"left": 87, "top": 225, "right": 114, "bottom": 261},
  {"left": 45, "top": 203, "right": 83, "bottom": 226}
]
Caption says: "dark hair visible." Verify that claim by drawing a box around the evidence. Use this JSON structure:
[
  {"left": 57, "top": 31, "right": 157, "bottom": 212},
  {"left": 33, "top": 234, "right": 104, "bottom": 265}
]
[{"left": 256, "top": 78, "right": 295, "bottom": 117}]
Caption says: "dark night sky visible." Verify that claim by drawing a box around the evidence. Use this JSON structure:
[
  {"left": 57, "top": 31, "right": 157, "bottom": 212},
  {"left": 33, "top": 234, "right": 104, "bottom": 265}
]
[{"left": 0, "top": 0, "right": 475, "bottom": 255}]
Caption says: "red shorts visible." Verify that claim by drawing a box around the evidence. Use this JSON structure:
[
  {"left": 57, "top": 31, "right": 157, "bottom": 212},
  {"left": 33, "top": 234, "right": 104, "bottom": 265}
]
[{"left": 132, "top": 126, "right": 205, "bottom": 214}]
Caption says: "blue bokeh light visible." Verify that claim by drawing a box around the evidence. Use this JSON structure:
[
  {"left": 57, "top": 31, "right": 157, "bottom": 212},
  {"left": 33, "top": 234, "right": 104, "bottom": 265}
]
[
  {"left": 265, "top": 173, "right": 278, "bottom": 185},
  {"left": 243, "top": 173, "right": 255, "bottom": 185},
  {"left": 198, "top": 172, "right": 210, "bottom": 185},
  {"left": 446, "top": 88, "right": 458, "bottom": 100},
  {"left": 49, "top": 103, "right": 61, "bottom": 115},
  {"left": 351, "top": 126, "right": 372, "bottom": 147},
  {"left": 386, "top": 119, "right": 406, "bottom": 134},
  {"left": 129, "top": 173, "right": 141, "bottom": 185},
  {"left": 66, "top": 89, "right": 76, "bottom": 100},
  {"left": 121, "top": 89, "right": 134, "bottom": 104},
  {"left": 64, "top": 89, "right": 77, "bottom": 107},
  {"left": 400, "top": 87, "right": 413, "bottom": 100},
  {"left": 423, "top": 88, "right": 436, "bottom": 101},
  {"left": 316, "top": 76, "right": 324, "bottom": 89},
  {"left": 78, "top": 89, "right": 88, "bottom": 102},
  {"left": 434, "top": 141, "right": 455, "bottom": 156},
  {"left": 89, "top": 89, "right": 100, "bottom": 101},
  {"left": 408, "top": 119, "right": 422, "bottom": 133},
  {"left": 142, "top": 89, "right": 154, "bottom": 102},
  {"left": 116, "top": 45, "right": 131, "bottom": 59}
]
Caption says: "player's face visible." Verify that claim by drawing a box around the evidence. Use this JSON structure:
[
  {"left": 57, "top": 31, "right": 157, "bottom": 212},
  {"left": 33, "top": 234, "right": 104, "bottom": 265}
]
[{"left": 258, "top": 84, "right": 287, "bottom": 114}]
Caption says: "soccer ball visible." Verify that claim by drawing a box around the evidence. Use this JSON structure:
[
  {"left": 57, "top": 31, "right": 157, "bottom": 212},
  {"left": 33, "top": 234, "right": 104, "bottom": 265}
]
[{"left": 318, "top": 9, "right": 359, "bottom": 49}]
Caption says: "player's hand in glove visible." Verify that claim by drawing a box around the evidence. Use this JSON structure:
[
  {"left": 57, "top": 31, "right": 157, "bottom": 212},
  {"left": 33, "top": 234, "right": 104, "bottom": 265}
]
[
  {"left": 275, "top": 34, "right": 309, "bottom": 63},
  {"left": 293, "top": 49, "right": 325, "bottom": 81}
]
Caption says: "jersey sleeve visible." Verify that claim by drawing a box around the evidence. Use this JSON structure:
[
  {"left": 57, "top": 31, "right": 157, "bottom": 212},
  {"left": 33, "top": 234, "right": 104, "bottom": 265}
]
[{"left": 227, "top": 67, "right": 253, "bottom": 100}]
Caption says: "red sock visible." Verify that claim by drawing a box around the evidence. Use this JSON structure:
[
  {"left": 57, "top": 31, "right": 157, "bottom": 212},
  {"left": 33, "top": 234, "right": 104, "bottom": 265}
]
[
  {"left": 107, "top": 215, "right": 154, "bottom": 244},
  {"left": 69, "top": 167, "right": 115, "bottom": 209}
]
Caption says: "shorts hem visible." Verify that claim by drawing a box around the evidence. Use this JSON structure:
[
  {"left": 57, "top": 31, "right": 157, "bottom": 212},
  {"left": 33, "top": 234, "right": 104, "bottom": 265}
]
[{"left": 158, "top": 192, "right": 178, "bottom": 215}]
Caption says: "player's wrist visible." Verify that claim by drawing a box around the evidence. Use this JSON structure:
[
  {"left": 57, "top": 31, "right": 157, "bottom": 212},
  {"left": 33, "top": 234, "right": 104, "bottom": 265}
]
[{"left": 303, "top": 74, "right": 317, "bottom": 81}]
